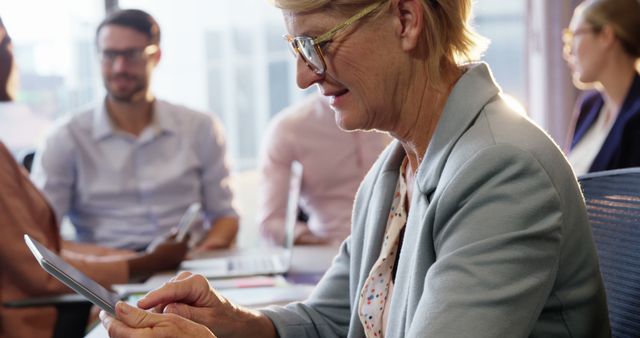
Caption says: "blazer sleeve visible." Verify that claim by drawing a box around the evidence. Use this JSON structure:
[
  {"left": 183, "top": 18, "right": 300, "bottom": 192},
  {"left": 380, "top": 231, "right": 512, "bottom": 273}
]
[
  {"left": 408, "top": 144, "right": 564, "bottom": 337},
  {"left": 260, "top": 238, "right": 353, "bottom": 338}
]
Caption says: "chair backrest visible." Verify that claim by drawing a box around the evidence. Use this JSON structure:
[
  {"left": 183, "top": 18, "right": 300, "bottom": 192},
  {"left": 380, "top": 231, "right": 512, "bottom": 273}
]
[
  {"left": 579, "top": 168, "right": 640, "bottom": 338},
  {"left": 19, "top": 150, "right": 35, "bottom": 173}
]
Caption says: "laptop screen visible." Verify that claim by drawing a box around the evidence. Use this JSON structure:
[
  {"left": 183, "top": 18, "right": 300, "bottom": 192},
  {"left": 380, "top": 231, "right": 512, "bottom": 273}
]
[{"left": 282, "top": 160, "right": 303, "bottom": 251}]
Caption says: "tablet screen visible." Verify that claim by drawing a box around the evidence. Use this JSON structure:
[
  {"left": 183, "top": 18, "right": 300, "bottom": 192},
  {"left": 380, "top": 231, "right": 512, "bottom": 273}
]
[{"left": 24, "top": 234, "right": 121, "bottom": 314}]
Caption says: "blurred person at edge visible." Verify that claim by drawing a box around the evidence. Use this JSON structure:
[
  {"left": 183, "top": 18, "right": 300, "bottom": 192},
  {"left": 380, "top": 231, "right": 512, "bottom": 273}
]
[
  {"left": 31, "top": 9, "right": 239, "bottom": 252},
  {"left": 0, "top": 17, "right": 50, "bottom": 157},
  {"left": 101, "top": 0, "right": 610, "bottom": 337},
  {"left": 0, "top": 16, "right": 187, "bottom": 338},
  {"left": 563, "top": 0, "right": 640, "bottom": 175}
]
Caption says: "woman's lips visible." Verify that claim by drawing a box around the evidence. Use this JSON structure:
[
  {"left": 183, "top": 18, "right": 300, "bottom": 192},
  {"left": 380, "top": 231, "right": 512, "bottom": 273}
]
[{"left": 328, "top": 89, "right": 349, "bottom": 107}]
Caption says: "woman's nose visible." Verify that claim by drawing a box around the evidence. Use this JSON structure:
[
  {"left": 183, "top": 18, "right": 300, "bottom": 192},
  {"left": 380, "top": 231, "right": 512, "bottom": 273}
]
[
  {"left": 563, "top": 43, "right": 574, "bottom": 63},
  {"left": 295, "top": 56, "right": 324, "bottom": 89}
]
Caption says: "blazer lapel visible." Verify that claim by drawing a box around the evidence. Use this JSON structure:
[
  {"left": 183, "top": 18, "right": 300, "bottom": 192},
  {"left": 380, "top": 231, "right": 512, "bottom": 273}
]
[
  {"left": 590, "top": 73, "right": 640, "bottom": 171},
  {"left": 572, "top": 95, "right": 603, "bottom": 150},
  {"left": 357, "top": 142, "right": 405, "bottom": 283},
  {"left": 417, "top": 63, "right": 501, "bottom": 198}
]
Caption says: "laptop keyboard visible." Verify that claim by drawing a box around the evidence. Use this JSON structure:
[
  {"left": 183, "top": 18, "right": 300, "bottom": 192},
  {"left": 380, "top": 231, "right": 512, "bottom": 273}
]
[{"left": 228, "top": 256, "right": 276, "bottom": 273}]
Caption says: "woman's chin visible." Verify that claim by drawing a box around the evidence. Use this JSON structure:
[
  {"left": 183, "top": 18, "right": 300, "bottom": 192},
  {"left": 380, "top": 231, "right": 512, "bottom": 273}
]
[
  {"left": 334, "top": 114, "right": 359, "bottom": 131},
  {"left": 338, "top": 117, "right": 373, "bottom": 132}
]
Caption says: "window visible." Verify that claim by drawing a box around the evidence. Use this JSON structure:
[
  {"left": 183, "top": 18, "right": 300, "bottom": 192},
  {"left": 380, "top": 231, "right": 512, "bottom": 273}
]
[
  {"left": 0, "top": 0, "right": 104, "bottom": 155},
  {"left": 119, "top": 0, "right": 306, "bottom": 170},
  {"left": 1, "top": 0, "right": 527, "bottom": 167},
  {"left": 475, "top": 0, "right": 527, "bottom": 108},
  {"left": 121, "top": 0, "right": 527, "bottom": 171}
]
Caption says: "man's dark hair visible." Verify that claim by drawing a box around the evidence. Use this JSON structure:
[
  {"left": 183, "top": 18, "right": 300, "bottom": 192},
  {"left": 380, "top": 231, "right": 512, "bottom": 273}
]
[{"left": 96, "top": 9, "right": 161, "bottom": 46}]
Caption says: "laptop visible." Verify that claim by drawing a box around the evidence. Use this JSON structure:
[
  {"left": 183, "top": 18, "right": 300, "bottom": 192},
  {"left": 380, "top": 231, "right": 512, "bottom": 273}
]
[
  {"left": 179, "top": 160, "right": 303, "bottom": 279},
  {"left": 23, "top": 234, "right": 121, "bottom": 315}
]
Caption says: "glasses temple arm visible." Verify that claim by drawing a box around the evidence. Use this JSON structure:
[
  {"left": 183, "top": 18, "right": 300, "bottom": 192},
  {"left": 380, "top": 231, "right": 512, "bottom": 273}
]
[{"left": 314, "top": 1, "right": 384, "bottom": 45}]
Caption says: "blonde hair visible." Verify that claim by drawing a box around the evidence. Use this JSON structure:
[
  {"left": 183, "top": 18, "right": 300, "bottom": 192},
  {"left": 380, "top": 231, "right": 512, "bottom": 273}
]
[
  {"left": 272, "top": 0, "right": 488, "bottom": 88},
  {"left": 579, "top": 0, "right": 640, "bottom": 58}
]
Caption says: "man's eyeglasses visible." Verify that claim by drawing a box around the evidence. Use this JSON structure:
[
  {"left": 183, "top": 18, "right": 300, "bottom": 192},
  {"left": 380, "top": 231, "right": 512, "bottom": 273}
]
[
  {"left": 99, "top": 45, "right": 159, "bottom": 65},
  {"left": 284, "top": 1, "right": 385, "bottom": 75}
]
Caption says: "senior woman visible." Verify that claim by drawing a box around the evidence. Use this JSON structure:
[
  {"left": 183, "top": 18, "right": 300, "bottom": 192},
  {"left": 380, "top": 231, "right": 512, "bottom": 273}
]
[{"left": 101, "top": 0, "right": 610, "bottom": 337}]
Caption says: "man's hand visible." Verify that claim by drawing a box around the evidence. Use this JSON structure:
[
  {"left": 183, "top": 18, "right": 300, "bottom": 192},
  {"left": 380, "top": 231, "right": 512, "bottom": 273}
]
[
  {"left": 192, "top": 217, "right": 239, "bottom": 253},
  {"left": 128, "top": 236, "right": 188, "bottom": 280}
]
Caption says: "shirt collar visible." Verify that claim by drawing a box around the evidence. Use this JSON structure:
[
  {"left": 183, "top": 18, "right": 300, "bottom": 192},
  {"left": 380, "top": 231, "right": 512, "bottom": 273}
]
[
  {"left": 152, "top": 100, "right": 179, "bottom": 135},
  {"left": 92, "top": 100, "right": 115, "bottom": 140},
  {"left": 92, "top": 98, "right": 178, "bottom": 141}
]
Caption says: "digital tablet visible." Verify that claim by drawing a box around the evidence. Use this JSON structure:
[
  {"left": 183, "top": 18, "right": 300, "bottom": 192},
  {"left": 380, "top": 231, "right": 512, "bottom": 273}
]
[
  {"left": 24, "top": 234, "right": 121, "bottom": 315},
  {"left": 146, "top": 202, "right": 203, "bottom": 251},
  {"left": 175, "top": 202, "right": 202, "bottom": 242}
]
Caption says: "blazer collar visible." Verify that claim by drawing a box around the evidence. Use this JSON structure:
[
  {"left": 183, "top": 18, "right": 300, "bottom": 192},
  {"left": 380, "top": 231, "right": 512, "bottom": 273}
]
[
  {"left": 618, "top": 72, "right": 640, "bottom": 123},
  {"left": 415, "top": 62, "right": 501, "bottom": 196},
  {"left": 571, "top": 93, "right": 603, "bottom": 150},
  {"left": 573, "top": 72, "right": 640, "bottom": 150},
  {"left": 588, "top": 72, "right": 640, "bottom": 171}
]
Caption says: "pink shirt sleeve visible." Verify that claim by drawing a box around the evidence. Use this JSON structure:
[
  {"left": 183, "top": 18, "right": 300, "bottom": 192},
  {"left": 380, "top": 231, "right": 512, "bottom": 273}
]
[{"left": 257, "top": 115, "right": 309, "bottom": 244}]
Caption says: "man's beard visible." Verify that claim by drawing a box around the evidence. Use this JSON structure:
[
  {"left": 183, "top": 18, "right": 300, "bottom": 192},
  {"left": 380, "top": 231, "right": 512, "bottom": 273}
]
[{"left": 105, "top": 73, "right": 146, "bottom": 102}]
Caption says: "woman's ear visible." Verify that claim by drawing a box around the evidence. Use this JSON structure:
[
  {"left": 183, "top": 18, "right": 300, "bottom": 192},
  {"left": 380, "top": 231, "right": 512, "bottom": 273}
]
[
  {"left": 391, "top": 0, "right": 425, "bottom": 52},
  {"left": 598, "top": 24, "right": 616, "bottom": 48}
]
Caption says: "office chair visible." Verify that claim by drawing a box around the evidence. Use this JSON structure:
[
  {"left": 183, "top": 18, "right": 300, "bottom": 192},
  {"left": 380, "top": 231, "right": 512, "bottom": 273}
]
[
  {"left": 18, "top": 149, "right": 35, "bottom": 173},
  {"left": 579, "top": 168, "right": 640, "bottom": 338},
  {"left": 3, "top": 294, "right": 92, "bottom": 338}
]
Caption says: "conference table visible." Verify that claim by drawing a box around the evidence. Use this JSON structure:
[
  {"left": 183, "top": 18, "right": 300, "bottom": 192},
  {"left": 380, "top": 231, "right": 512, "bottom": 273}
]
[{"left": 85, "top": 243, "right": 341, "bottom": 337}]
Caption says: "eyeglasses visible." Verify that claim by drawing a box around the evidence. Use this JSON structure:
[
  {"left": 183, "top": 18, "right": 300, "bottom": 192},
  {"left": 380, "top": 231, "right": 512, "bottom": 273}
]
[
  {"left": 562, "top": 27, "right": 596, "bottom": 46},
  {"left": 284, "top": 1, "right": 385, "bottom": 75},
  {"left": 98, "top": 45, "right": 159, "bottom": 65}
]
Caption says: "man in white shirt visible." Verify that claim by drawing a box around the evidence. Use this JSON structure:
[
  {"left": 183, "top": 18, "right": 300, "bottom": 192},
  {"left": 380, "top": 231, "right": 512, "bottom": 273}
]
[{"left": 31, "top": 9, "right": 239, "bottom": 251}]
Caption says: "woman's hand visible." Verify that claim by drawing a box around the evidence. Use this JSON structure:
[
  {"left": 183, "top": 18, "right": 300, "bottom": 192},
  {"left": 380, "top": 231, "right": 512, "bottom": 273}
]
[
  {"left": 100, "top": 301, "right": 216, "bottom": 338},
  {"left": 296, "top": 232, "right": 330, "bottom": 245},
  {"left": 135, "top": 272, "right": 278, "bottom": 338}
]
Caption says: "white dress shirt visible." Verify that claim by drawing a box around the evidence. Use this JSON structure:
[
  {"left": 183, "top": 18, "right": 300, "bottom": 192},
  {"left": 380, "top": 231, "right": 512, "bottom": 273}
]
[
  {"left": 568, "top": 105, "right": 615, "bottom": 176},
  {"left": 31, "top": 99, "right": 238, "bottom": 250}
]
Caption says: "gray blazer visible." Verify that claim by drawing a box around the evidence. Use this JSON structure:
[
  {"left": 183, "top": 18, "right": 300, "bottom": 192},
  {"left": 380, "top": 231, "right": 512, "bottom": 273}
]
[{"left": 262, "top": 63, "right": 610, "bottom": 338}]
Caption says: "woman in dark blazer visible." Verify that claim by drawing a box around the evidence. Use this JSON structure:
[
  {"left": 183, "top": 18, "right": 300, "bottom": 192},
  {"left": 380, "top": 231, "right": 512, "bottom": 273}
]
[{"left": 563, "top": 0, "right": 640, "bottom": 175}]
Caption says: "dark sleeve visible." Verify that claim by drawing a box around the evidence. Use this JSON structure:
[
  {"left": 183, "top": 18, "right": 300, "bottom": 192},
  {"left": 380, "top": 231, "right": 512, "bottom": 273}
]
[{"left": 0, "top": 142, "right": 71, "bottom": 298}]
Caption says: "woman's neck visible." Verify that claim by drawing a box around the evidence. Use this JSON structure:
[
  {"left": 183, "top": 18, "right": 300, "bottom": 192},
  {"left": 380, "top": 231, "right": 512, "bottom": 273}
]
[{"left": 396, "top": 63, "right": 464, "bottom": 176}]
